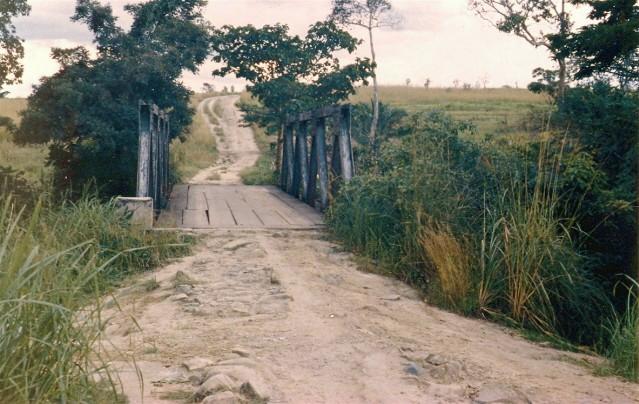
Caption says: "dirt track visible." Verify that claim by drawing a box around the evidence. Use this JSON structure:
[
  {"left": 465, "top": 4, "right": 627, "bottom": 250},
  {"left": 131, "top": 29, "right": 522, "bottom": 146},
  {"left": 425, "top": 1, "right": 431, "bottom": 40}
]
[
  {"left": 189, "top": 95, "right": 259, "bottom": 184},
  {"left": 105, "top": 97, "right": 639, "bottom": 404}
]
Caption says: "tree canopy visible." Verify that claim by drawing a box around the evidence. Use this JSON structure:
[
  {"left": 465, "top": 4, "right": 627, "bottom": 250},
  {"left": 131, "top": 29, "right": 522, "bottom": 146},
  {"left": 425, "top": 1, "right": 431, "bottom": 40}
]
[
  {"left": 0, "top": 0, "right": 30, "bottom": 89},
  {"left": 16, "top": 0, "right": 210, "bottom": 197},
  {"left": 568, "top": 0, "right": 639, "bottom": 86},
  {"left": 210, "top": 21, "right": 372, "bottom": 129}
]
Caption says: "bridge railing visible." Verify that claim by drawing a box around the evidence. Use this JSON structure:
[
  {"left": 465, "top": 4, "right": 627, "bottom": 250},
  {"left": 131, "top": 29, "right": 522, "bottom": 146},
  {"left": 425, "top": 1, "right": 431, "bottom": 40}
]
[
  {"left": 137, "top": 101, "right": 170, "bottom": 210},
  {"left": 281, "top": 104, "right": 354, "bottom": 210}
]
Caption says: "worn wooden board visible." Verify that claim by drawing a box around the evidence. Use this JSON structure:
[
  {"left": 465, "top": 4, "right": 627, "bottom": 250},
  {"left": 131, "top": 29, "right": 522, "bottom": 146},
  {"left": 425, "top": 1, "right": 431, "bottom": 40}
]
[{"left": 165, "top": 184, "right": 324, "bottom": 229}]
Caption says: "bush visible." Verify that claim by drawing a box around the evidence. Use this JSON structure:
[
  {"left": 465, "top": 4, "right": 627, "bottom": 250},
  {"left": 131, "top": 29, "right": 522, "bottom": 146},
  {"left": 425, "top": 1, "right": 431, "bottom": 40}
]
[
  {"left": 327, "top": 110, "right": 609, "bottom": 344},
  {"left": 0, "top": 192, "right": 191, "bottom": 401}
]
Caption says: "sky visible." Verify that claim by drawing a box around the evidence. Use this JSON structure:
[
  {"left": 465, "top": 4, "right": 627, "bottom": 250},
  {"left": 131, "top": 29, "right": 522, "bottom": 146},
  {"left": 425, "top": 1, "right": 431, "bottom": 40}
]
[{"left": 5, "top": 0, "right": 563, "bottom": 97}]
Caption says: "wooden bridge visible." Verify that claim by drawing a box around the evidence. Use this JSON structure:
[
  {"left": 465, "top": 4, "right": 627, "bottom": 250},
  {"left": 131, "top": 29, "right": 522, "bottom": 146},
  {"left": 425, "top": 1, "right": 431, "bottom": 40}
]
[{"left": 139, "top": 100, "right": 353, "bottom": 230}]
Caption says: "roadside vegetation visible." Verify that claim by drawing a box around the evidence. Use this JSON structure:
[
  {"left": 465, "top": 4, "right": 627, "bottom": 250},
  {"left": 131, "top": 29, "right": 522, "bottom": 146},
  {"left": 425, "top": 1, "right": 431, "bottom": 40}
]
[
  {"left": 171, "top": 95, "right": 219, "bottom": 182},
  {"left": 239, "top": 123, "right": 277, "bottom": 185},
  {"left": 0, "top": 191, "right": 191, "bottom": 402}
]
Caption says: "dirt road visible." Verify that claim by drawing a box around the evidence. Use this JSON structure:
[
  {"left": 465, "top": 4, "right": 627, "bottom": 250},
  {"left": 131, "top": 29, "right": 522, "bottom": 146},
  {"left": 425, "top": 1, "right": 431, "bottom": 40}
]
[
  {"left": 105, "top": 97, "right": 639, "bottom": 403},
  {"left": 190, "top": 95, "right": 259, "bottom": 184}
]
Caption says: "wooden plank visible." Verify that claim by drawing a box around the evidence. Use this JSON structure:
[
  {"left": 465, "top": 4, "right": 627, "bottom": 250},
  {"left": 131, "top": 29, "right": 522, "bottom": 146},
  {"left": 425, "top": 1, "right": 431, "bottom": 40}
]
[
  {"left": 237, "top": 187, "right": 290, "bottom": 227},
  {"left": 281, "top": 124, "right": 294, "bottom": 192},
  {"left": 266, "top": 187, "right": 323, "bottom": 225},
  {"left": 297, "top": 121, "right": 309, "bottom": 200},
  {"left": 253, "top": 186, "right": 316, "bottom": 227},
  {"left": 182, "top": 209, "right": 209, "bottom": 228},
  {"left": 137, "top": 104, "right": 152, "bottom": 197},
  {"left": 285, "top": 105, "right": 342, "bottom": 124},
  {"left": 187, "top": 186, "right": 209, "bottom": 210},
  {"left": 203, "top": 187, "right": 238, "bottom": 227},
  {"left": 306, "top": 121, "right": 319, "bottom": 205},
  {"left": 339, "top": 106, "right": 354, "bottom": 181},
  {"left": 315, "top": 118, "right": 330, "bottom": 210},
  {"left": 222, "top": 187, "right": 263, "bottom": 227},
  {"left": 291, "top": 124, "right": 302, "bottom": 198}
]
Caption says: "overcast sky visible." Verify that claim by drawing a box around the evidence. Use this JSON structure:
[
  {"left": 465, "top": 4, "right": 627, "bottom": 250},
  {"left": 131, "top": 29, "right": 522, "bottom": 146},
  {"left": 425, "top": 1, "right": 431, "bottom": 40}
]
[{"left": 6, "top": 0, "right": 564, "bottom": 97}]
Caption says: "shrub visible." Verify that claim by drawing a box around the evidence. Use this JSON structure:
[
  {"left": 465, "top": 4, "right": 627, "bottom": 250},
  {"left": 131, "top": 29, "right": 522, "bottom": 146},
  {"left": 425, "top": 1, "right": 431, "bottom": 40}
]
[
  {"left": 328, "top": 110, "right": 609, "bottom": 344},
  {"left": 0, "top": 192, "right": 191, "bottom": 401}
]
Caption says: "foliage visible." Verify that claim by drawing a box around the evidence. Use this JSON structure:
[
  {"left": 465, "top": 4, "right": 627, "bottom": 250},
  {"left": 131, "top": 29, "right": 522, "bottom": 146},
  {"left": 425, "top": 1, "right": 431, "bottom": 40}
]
[
  {"left": 328, "top": 109, "right": 609, "bottom": 344},
  {"left": 240, "top": 123, "right": 278, "bottom": 185},
  {"left": 171, "top": 96, "right": 218, "bottom": 182},
  {"left": 470, "top": 0, "right": 576, "bottom": 97},
  {"left": 599, "top": 277, "right": 638, "bottom": 381},
  {"left": 0, "top": 191, "right": 191, "bottom": 402},
  {"left": 569, "top": 0, "right": 639, "bottom": 85},
  {"left": 15, "top": 0, "right": 210, "bottom": 198},
  {"left": 210, "top": 21, "right": 371, "bottom": 131},
  {"left": 329, "top": 0, "right": 399, "bottom": 150},
  {"left": 0, "top": 0, "right": 30, "bottom": 89},
  {"left": 555, "top": 82, "right": 638, "bottom": 284}
]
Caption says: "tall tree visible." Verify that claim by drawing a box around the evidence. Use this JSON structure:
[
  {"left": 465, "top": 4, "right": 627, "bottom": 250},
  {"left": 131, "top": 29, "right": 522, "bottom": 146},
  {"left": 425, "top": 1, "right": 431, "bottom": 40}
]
[
  {"left": 329, "top": 0, "right": 399, "bottom": 151},
  {"left": 569, "top": 0, "right": 639, "bottom": 86},
  {"left": 210, "top": 21, "right": 371, "bottom": 169},
  {"left": 0, "top": 0, "right": 30, "bottom": 90},
  {"left": 16, "top": 0, "right": 210, "bottom": 197},
  {"left": 470, "top": 0, "right": 575, "bottom": 99}
]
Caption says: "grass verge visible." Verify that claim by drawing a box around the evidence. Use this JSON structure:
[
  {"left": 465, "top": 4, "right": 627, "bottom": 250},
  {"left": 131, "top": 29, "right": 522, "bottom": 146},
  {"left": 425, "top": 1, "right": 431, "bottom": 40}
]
[
  {"left": 171, "top": 96, "right": 218, "bottom": 182},
  {"left": 0, "top": 192, "right": 192, "bottom": 402},
  {"left": 240, "top": 123, "right": 277, "bottom": 185}
]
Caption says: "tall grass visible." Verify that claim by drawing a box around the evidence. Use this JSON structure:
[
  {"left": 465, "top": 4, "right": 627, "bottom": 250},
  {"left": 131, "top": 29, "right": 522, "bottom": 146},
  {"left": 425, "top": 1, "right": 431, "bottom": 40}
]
[
  {"left": 600, "top": 277, "right": 638, "bottom": 381},
  {"left": 0, "top": 192, "right": 191, "bottom": 402},
  {"left": 240, "top": 123, "right": 277, "bottom": 185},
  {"left": 171, "top": 99, "right": 218, "bottom": 182},
  {"left": 328, "top": 110, "right": 609, "bottom": 346}
]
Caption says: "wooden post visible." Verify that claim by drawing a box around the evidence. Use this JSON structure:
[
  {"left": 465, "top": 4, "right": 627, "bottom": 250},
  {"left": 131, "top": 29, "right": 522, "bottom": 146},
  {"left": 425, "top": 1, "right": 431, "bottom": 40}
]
[
  {"left": 307, "top": 120, "right": 319, "bottom": 205},
  {"left": 298, "top": 121, "right": 310, "bottom": 200},
  {"left": 315, "top": 118, "right": 329, "bottom": 210},
  {"left": 151, "top": 107, "right": 160, "bottom": 208},
  {"left": 339, "top": 105, "right": 354, "bottom": 181},
  {"left": 164, "top": 115, "right": 170, "bottom": 204},
  {"left": 281, "top": 124, "right": 294, "bottom": 192},
  {"left": 137, "top": 102, "right": 152, "bottom": 198},
  {"left": 291, "top": 121, "right": 309, "bottom": 199}
]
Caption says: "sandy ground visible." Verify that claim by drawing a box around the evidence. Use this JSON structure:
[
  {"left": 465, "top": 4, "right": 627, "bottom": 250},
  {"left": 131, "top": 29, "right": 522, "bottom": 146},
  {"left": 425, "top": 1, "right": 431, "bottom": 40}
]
[
  {"left": 103, "top": 97, "right": 639, "bottom": 404},
  {"left": 189, "top": 95, "right": 260, "bottom": 184}
]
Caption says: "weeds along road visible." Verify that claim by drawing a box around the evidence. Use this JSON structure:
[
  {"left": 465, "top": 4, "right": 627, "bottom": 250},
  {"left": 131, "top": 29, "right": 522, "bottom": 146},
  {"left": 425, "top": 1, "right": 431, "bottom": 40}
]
[
  {"left": 105, "top": 97, "right": 639, "bottom": 404},
  {"left": 190, "top": 95, "right": 260, "bottom": 184}
]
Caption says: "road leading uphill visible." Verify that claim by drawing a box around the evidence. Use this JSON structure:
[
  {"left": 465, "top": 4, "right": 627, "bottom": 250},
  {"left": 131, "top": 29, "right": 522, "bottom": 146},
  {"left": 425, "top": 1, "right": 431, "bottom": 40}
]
[{"left": 105, "top": 96, "right": 639, "bottom": 404}]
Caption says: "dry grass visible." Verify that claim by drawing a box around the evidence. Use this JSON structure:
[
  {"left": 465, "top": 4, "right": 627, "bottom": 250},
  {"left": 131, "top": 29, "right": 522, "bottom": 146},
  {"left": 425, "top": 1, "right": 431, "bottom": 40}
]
[
  {"left": 419, "top": 225, "right": 472, "bottom": 310},
  {"left": 170, "top": 94, "right": 218, "bottom": 182},
  {"left": 0, "top": 98, "right": 50, "bottom": 185},
  {"left": 351, "top": 86, "right": 550, "bottom": 137}
]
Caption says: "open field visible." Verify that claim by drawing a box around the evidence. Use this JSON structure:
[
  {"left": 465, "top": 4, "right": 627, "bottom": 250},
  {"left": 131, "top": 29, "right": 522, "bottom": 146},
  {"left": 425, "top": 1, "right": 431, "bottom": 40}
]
[
  {"left": 0, "top": 98, "right": 49, "bottom": 185},
  {"left": 351, "top": 86, "right": 550, "bottom": 137}
]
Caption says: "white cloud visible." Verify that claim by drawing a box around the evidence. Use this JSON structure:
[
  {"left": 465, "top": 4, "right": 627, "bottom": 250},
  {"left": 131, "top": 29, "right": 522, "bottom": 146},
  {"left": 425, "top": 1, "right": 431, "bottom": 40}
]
[{"left": 7, "top": 0, "right": 562, "bottom": 97}]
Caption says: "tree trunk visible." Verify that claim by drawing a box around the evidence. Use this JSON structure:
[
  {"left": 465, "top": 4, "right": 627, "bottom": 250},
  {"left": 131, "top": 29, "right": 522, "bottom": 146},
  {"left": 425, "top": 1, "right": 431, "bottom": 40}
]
[
  {"left": 276, "top": 124, "right": 283, "bottom": 172},
  {"left": 558, "top": 57, "right": 567, "bottom": 100},
  {"left": 368, "top": 26, "right": 379, "bottom": 153}
]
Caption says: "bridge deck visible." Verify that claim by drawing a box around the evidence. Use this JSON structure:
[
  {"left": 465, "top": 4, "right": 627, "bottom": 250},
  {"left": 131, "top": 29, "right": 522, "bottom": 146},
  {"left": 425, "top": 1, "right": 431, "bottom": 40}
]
[{"left": 159, "top": 185, "right": 324, "bottom": 229}]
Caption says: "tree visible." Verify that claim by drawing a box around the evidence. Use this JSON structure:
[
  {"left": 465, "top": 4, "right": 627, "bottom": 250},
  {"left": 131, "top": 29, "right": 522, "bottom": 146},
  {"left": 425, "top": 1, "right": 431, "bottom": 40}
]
[
  {"left": 405, "top": 78, "right": 411, "bottom": 86},
  {"left": 453, "top": 79, "right": 460, "bottom": 88},
  {"left": 470, "top": 0, "right": 575, "bottom": 99},
  {"left": 424, "top": 78, "right": 431, "bottom": 89},
  {"left": 202, "top": 82, "right": 215, "bottom": 93},
  {"left": 16, "top": 0, "right": 210, "bottom": 197},
  {"left": 210, "top": 21, "right": 371, "bottom": 172},
  {"left": 210, "top": 21, "right": 371, "bottom": 125},
  {"left": 0, "top": 0, "right": 30, "bottom": 90},
  {"left": 568, "top": 0, "right": 639, "bottom": 86},
  {"left": 330, "top": 0, "right": 400, "bottom": 151}
]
